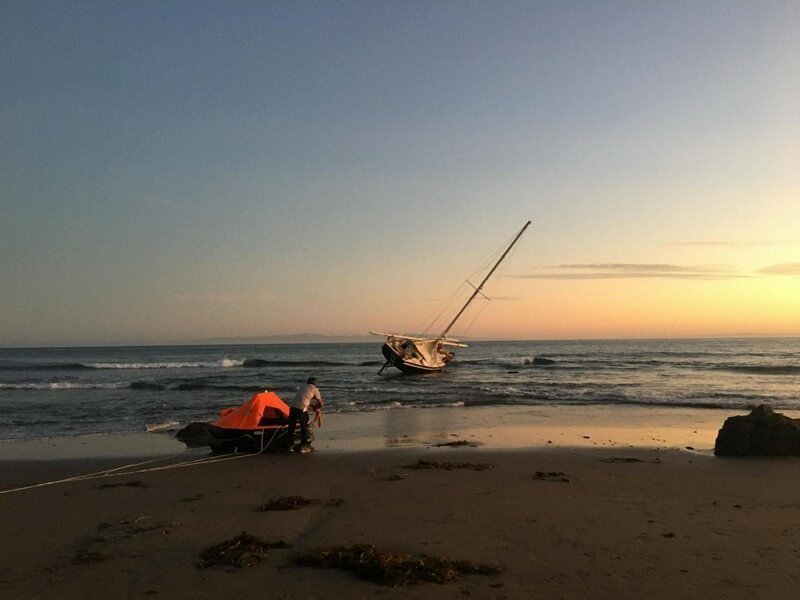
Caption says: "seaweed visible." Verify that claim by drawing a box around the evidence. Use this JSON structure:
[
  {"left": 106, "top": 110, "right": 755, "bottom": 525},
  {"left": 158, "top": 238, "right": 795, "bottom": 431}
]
[
  {"left": 196, "top": 533, "right": 290, "bottom": 568},
  {"left": 431, "top": 440, "right": 476, "bottom": 448},
  {"left": 71, "top": 550, "right": 110, "bottom": 565},
  {"left": 597, "top": 457, "right": 662, "bottom": 464},
  {"left": 258, "top": 496, "right": 344, "bottom": 511},
  {"left": 181, "top": 493, "right": 204, "bottom": 502},
  {"left": 532, "top": 471, "right": 570, "bottom": 482},
  {"left": 98, "top": 480, "right": 149, "bottom": 489},
  {"left": 403, "top": 459, "right": 493, "bottom": 471},
  {"left": 295, "top": 544, "right": 502, "bottom": 586}
]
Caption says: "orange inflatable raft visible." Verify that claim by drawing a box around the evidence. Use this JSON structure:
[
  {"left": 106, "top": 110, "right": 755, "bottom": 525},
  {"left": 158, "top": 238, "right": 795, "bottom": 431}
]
[{"left": 207, "top": 391, "right": 314, "bottom": 453}]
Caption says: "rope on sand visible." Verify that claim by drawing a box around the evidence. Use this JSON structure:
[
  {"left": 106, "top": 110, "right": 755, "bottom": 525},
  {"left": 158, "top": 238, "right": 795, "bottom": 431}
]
[{"left": 0, "top": 427, "right": 284, "bottom": 496}]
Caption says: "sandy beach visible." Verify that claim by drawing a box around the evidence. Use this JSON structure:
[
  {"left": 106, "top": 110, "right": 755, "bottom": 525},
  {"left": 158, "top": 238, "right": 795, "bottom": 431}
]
[{"left": 2, "top": 406, "right": 800, "bottom": 599}]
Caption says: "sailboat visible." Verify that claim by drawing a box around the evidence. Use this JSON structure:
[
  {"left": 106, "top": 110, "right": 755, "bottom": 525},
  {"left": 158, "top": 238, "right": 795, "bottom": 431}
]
[{"left": 371, "top": 220, "right": 531, "bottom": 374}]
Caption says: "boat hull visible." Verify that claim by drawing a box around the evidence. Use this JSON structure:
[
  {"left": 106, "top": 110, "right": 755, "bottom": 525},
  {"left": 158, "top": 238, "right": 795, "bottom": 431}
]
[{"left": 381, "top": 343, "right": 444, "bottom": 375}]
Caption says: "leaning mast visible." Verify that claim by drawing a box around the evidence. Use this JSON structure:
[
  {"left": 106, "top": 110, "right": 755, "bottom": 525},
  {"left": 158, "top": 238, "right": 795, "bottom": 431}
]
[{"left": 439, "top": 220, "right": 531, "bottom": 339}]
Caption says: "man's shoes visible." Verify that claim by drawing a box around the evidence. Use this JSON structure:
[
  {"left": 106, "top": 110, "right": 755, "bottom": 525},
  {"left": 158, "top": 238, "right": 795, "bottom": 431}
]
[
  {"left": 286, "top": 446, "right": 295, "bottom": 453},
  {"left": 298, "top": 445, "right": 312, "bottom": 454}
]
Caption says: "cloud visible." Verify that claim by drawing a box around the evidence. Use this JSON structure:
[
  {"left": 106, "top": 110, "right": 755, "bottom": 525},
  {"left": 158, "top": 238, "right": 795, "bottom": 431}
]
[
  {"left": 756, "top": 263, "right": 800, "bottom": 276},
  {"left": 512, "top": 263, "right": 743, "bottom": 280},
  {"left": 670, "top": 240, "right": 800, "bottom": 247},
  {"left": 420, "top": 295, "right": 521, "bottom": 302}
]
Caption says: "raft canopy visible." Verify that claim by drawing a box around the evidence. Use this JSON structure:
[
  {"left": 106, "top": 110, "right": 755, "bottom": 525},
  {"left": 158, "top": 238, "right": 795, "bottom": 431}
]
[{"left": 212, "top": 391, "right": 290, "bottom": 431}]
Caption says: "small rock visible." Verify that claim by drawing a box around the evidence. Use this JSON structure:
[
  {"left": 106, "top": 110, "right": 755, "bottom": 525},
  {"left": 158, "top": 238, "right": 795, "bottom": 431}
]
[{"left": 175, "top": 422, "right": 211, "bottom": 447}]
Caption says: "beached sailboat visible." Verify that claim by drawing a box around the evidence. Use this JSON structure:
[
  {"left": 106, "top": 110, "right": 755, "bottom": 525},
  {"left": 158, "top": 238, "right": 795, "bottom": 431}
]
[{"left": 371, "top": 220, "right": 531, "bottom": 374}]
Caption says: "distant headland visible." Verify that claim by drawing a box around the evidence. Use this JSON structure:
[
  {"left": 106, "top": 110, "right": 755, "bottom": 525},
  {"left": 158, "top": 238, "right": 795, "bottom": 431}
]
[{"left": 192, "top": 334, "right": 376, "bottom": 345}]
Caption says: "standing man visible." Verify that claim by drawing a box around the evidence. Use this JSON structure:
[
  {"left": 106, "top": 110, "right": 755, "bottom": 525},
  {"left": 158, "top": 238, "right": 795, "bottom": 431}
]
[{"left": 286, "top": 377, "right": 322, "bottom": 453}]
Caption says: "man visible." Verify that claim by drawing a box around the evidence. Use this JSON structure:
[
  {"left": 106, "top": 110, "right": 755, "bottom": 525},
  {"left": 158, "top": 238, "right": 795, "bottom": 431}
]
[{"left": 286, "top": 377, "right": 322, "bottom": 453}]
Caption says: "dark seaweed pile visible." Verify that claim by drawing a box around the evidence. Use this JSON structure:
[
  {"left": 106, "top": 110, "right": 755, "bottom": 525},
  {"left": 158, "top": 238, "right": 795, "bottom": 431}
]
[
  {"left": 196, "top": 533, "right": 289, "bottom": 568},
  {"left": 295, "top": 544, "right": 502, "bottom": 586}
]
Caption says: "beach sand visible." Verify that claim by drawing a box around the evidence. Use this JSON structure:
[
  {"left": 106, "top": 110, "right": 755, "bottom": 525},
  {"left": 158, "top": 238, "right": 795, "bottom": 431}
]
[{"left": 2, "top": 406, "right": 800, "bottom": 599}]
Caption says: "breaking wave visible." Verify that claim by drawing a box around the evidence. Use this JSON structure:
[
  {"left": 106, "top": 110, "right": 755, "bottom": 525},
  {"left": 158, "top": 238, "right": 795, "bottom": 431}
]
[
  {"left": 242, "top": 358, "right": 367, "bottom": 368},
  {"left": 88, "top": 358, "right": 244, "bottom": 369},
  {"left": 0, "top": 363, "right": 92, "bottom": 371},
  {"left": 0, "top": 359, "right": 245, "bottom": 370},
  {"left": 0, "top": 382, "right": 125, "bottom": 390}
]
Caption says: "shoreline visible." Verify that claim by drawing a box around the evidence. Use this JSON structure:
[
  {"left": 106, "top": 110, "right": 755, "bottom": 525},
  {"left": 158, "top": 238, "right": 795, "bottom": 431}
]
[{"left": 0, "top": 403, "right": 766, "bottom": 463}]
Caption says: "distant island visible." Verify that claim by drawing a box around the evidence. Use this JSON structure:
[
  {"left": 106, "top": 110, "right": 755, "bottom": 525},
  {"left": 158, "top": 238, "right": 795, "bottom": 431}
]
[{"left": 192, "top": 333, "right": 377, "bottom": 345}]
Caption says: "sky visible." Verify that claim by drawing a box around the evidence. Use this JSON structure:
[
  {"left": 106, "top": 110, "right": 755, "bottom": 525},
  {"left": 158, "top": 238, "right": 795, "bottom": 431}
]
[{"left": 1, "top": 1, "right": 798, "bottom": 346}]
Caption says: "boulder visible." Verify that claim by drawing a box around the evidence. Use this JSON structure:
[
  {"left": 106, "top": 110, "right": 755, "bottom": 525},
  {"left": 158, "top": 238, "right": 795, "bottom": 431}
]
[
  {"left": 175, "top": 422, "right": 212, "bottom": 448},
  {"left": 714, "top": 405, "right": 800, "bottom": 456}
]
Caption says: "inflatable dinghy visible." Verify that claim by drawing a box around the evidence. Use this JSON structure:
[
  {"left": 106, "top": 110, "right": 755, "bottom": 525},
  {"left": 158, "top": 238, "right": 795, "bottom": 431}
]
[{"left": 207, "top": 391, "right": 313, "bottom": 453}]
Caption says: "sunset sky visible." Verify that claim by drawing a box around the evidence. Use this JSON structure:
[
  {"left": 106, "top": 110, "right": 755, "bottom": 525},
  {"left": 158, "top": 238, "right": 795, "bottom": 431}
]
[{"left": 1, "top": 1, "right": 798, "bottom": 346}]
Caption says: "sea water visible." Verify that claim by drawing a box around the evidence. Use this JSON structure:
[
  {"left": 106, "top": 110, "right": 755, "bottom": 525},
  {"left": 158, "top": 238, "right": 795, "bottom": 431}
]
[{"left": 0, "top": 338, "right": 798, "bottom": 440}]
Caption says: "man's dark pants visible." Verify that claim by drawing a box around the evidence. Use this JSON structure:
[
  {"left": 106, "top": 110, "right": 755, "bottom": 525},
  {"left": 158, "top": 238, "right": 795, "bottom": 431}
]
[{"left": 286, "top": 407, "right": 309, "bottom": 448}]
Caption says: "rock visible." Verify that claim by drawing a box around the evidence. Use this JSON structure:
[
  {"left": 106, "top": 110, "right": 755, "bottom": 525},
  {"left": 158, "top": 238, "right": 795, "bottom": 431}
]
[
  {"left": 175, "top": 422, "right": 212, "bottom": 447},
  {"left": 714, "top": 405, "right": 800, "bottom": 456},
  {"left": 532, "top": 357, "right": 556, "bottom": 365}
]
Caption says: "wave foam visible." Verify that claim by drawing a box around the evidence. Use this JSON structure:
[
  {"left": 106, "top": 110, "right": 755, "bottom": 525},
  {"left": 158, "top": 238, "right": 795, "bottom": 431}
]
[
  {"left": 0, "top": 382, "right": 125, "bottom": 390},
  {"left": 87, "top": 358, "right": 244, "bottom": 369}
]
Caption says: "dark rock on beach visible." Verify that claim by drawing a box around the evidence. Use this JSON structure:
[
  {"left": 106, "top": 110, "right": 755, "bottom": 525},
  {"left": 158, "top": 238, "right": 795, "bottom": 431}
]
[
  {"left": 175, "top": 422, "right": 211, "bottom": 447},
  {"left": 714, "top": 405, "right": 800, "bottom": 456}
]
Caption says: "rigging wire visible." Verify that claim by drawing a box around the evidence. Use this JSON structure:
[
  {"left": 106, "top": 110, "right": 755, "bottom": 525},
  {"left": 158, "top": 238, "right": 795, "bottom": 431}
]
[
  {"left": 457, "top": 297, "right": 491, "bottom": 338},
  {"left": 447, "top": 227, "right": 525, "bottom": 339},
  {"left": 417, "top": 227, "right": 521, "bottom": 338},
  {"left": 418, "top": 279, "right": 470, "bottom": 337}
]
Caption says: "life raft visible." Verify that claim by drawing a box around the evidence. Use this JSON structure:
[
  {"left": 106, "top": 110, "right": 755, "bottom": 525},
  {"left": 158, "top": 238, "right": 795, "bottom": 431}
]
[{"left": 207, "top": 391, "right": 314, "bottom": 453}]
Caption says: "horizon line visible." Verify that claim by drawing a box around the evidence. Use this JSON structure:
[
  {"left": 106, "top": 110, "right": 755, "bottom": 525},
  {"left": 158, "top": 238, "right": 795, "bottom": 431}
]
[{"left": 2, "top": 332, "right": 800, "bottom": 350}]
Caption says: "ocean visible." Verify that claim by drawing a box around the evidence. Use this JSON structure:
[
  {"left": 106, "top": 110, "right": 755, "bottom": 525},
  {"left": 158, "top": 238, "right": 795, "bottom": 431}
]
[{"left": 0, "top": 338, "right": 798, "bottom": 441}]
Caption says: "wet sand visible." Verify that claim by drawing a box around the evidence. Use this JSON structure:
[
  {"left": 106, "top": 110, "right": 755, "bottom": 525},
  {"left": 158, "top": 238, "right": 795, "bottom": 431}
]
[{"left": 2, "top": 406, "right": 800, "bottom": 598}]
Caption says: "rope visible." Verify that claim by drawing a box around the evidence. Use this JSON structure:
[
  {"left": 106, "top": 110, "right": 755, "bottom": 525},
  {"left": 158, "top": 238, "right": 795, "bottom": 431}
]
[{"left": 0, "top": 425, "right": 288, "bottom": 496}]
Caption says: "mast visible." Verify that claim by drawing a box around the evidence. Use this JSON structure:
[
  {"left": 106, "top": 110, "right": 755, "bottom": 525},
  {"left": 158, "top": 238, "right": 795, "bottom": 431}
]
[{"left": 439, "top": 220, "right": 531, "bottom": 338}]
